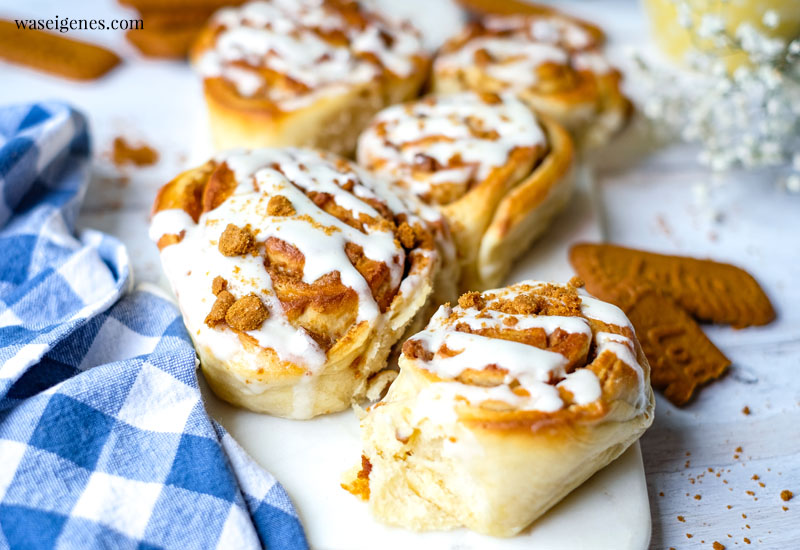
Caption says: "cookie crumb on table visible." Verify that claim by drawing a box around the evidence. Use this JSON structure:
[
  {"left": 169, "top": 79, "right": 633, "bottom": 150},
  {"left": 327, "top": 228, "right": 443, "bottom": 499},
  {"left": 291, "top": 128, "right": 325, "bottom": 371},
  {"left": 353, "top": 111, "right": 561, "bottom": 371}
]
[
  {"left": 781, "top": 490, "right": 793, "bottom": 501},
  {"left": 112, "top": 137, "right": 159, "bottom": 167}
]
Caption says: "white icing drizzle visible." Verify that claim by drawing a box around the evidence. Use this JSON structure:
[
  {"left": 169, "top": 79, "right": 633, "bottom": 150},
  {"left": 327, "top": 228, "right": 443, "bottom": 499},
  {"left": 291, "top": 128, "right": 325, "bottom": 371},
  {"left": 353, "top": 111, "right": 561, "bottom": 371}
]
[
  {"left": 434, "top": 13, "right": 613, "bottom": 92},
  {"left": 483, "top": 14, "right": 597, "bottom": 51},
  {"left": 195, "top": 0, "right": 426, "bottom": 108},
  {"left": 357, "top": 92, "right": 545, "bottom": 204},
  {"left": 404, "top": 280, "right": 647, "bottom": 415},
  {"left": 150, "top": 148, "right": 433, "bottom": 379},
  {"left": 578, "top": 291, "right": 633, "bottom": 329}
]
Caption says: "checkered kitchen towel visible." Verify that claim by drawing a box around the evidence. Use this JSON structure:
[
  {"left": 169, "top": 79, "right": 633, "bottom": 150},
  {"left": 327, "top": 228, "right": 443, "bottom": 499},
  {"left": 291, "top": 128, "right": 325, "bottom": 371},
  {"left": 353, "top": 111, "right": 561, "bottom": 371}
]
[{"left": 0, "top": 102, "right": 308, "bottom": 550}]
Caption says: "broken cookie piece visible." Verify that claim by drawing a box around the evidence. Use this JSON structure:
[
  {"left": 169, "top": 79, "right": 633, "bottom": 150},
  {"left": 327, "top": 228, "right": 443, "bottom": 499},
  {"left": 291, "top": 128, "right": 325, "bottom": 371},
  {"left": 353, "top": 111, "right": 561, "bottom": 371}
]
[
  {"left": 267, "top": 195, "right": 296, "bottom": 216},
  {"left": 225, "top": 294, "right": 269, "bottom": 331},
  {"left": 211, "top": 276, "right": 228, "bottom": 295},
  {"left": 218, "top": 223, "right": 254, "bottom": 256},
  {"left": 205, "top": 290, "right": 235, "bottom": 327}
]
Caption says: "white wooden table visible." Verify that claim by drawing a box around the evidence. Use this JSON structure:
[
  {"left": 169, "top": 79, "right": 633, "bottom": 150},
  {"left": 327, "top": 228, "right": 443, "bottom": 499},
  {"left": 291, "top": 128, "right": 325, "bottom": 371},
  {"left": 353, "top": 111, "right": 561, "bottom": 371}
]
[{"left": 1, "top": 0, "right": 797, "bottom": 548}]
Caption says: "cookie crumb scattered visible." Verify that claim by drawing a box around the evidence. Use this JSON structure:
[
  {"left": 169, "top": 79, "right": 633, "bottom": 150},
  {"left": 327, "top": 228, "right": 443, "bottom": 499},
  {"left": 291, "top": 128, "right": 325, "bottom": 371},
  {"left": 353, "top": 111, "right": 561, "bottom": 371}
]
[
  {"left": 458, "top": 291, "right": 485, "bottom": 310},
  {"left": 112, "top": 137, "right": 159, "bottom": 167},
  {"left": 218, "top": 223, "right": 254, "bottom": 256},
  {"left": 396, "top": 221, "right": 416, "bottom": 249},
  {"left": 780, "top": 490, "right": 793, "bottom": 501},
  {"left": 568, "top": 276, "right": 584, "bottom": 288},
  {"left": 694, "top": 494, "right": 702, "bottom": 500},
  {"left": 677, "top": 515, "right": 685, "bottom": 522},
  {"left": 267, "top": 195, "right": 296, "bottom": 216},
  {"left": 205, "top": 290, "right": 235, "bottom": 327},
  {"left": 211, "top": 276, "right": 227, "bottom": 296},
  {"left": 225, "top": 294, "right": 269, "bottom": 331},
  {"left": 742, "top": 406, "right": 750, "bottom": 415},
  {"left": 713, "top": 542, "right": 725, "bottom": 550}
]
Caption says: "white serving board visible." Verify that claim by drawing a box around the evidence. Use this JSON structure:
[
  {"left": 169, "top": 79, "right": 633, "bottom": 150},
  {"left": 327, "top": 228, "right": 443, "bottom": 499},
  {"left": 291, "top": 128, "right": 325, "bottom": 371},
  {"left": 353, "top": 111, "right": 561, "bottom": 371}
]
[{"left": 0, "top": 0, "right": 650, "bottom": 547}]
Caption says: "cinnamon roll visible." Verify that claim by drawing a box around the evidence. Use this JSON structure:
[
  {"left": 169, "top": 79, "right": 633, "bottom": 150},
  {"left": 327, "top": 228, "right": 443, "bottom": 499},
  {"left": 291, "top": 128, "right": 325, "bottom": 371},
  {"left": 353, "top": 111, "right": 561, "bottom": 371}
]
[
  {"left": 343, "top": 280, "right": 654, "bottom": 536},
  {"left": 191, "top": 0, "right": 430, "bottom": 156},
  {"left": 357, "top": 91, "right": 574, "bottom": 292},
  {"left": 432, "top": 10, "right": 632, "bottom": 147},
  {"left": 149, "top": 148, "right": 438, "bottom": 419}
]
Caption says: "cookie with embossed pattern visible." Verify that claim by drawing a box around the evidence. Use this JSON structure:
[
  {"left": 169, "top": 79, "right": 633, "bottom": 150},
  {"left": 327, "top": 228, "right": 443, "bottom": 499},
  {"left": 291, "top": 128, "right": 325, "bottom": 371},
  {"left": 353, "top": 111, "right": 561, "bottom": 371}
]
[
  {"left": 619, "top": 285, "right": 730, "bottom": 406},
  {"left": 569, "top": 243, "right": 774, "bottom": 405},
  {"left": 569, "top": 243, "right": 774, "bottom": 328}
]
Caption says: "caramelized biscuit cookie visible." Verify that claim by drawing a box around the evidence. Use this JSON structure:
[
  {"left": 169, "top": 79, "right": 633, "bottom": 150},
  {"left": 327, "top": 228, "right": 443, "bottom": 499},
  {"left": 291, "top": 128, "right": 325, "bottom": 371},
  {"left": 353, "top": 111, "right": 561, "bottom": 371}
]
[
  {"left": 569, "top": 243, "right": 772, "bottom": 405},
  {"left": 570, "top": 243, "right": 774, "bottom": 328},
  {"left": 619, "top": 286, "right": 730, "bottom": 406},
  {"left": 0, "top": 20, "right": 120, "bottom": 80}
]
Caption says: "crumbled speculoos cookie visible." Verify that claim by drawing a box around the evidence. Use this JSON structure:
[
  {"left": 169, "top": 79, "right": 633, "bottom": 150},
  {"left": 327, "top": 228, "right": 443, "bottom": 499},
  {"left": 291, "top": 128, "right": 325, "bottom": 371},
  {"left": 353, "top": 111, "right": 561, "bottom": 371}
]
[
  {"left": 458, "top": 291, "right": 485, "bottom": 310},
  {"left": 218, "top": 223, "right": 254, "bottom": 256},
  {"left": 267, "top": 195, "right": 296, "bottom": 216},
  {"left": 225, "top": 294, "right": 269, "bottom": 331},
  {"left": 205, "top": 290, "right": 235, "bottom": 327},
  {"left": 211, "top": 276, "right": 227, "bottom": 296}
]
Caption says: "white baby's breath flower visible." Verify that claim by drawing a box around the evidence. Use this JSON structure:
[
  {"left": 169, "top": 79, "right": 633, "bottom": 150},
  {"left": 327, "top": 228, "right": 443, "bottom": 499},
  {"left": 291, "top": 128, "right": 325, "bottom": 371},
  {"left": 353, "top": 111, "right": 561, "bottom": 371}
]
[
  {"left": 627, "top": 1, "right": 798, "bottom": 185},
  {"left": 698, "top": 14, "right": 725, "bottom": 38},
  {"left": 762, "top": 10, "right": 780, "bottom": 29},
  {"left": 677, "top": 2, "right": 693, "bottom": 29}
]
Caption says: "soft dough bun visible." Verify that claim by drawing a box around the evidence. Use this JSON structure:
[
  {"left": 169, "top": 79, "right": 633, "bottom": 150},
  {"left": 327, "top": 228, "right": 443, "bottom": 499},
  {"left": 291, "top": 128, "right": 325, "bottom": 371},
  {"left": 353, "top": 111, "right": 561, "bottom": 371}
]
[
  {"left": 150, "top": 148, "right": 438, "bottom": 419},
  {"left": 357, "top": 91, "right": 574, "bottom": 292},
  {"left": 191, "top": 0, "right": 430, "bottom": 156},
  {"left": 432, "top": 9, "right": 632, "bottom": 148},
  {"left": 343, "top": 280, "right": 654, "bottom": 536}
]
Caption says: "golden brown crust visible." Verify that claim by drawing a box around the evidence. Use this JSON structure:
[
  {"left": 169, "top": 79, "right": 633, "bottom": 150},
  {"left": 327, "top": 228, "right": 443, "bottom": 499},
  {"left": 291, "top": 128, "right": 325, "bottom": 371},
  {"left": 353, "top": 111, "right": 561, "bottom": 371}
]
[
  {"left": 152, "top": 161, "right": 216, "bottom": 222},
  {"left": 126, "top": 26, "right": 204, "bottom": 59},
  {"left": 473, "top": 116, "right": 574, "bottom": 289}
]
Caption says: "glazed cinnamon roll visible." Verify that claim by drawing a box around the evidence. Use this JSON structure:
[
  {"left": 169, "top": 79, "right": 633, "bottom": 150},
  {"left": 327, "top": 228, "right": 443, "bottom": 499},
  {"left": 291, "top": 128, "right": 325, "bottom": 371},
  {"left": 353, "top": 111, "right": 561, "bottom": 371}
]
[
  {"left": 432, "top": 9, "right": 632, "bottom": 147},
  {"left": 357, "top": 91, "right": 574, "bottom": 292},
  {"left": 149, "top": 148, "right": 438, "bottom": 419},
  {"left": 343, "top": 280, "right": 654, "bottom": 536},
  {"left": 191, "top": 0, "right": 430, "bottom": 156}
]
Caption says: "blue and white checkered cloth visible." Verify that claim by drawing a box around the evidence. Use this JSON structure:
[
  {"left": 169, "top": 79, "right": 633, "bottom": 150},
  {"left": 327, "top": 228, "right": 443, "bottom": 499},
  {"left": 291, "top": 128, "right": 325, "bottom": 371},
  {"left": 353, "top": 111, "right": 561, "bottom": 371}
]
[{"left": 0, "top": 102, "right": 308, "bottom": 550}]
